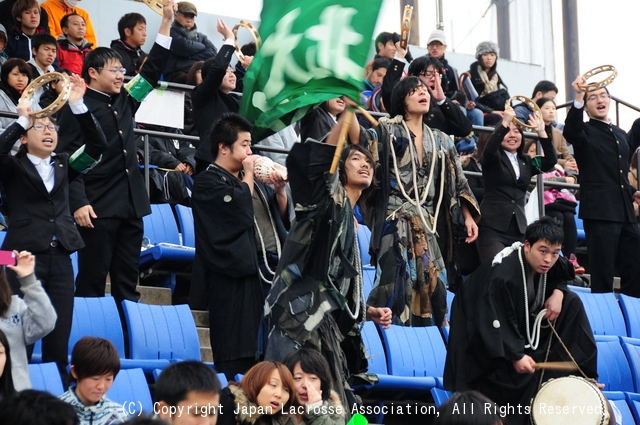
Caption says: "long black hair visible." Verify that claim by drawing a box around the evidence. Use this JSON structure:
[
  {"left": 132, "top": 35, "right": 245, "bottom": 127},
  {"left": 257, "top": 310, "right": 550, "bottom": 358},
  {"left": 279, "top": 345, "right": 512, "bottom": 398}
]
[
  {"left": 338, "top": 144, "right": 376, "bottom": 212},
  {"left": 0, "top": 329, "right": 16, "bottom": 401},
  {"left": 388, "top": 76, "right": 426, "bottom": 118},
  {"left": 0, "top": 58, "right": 32, "bottom": 104}
]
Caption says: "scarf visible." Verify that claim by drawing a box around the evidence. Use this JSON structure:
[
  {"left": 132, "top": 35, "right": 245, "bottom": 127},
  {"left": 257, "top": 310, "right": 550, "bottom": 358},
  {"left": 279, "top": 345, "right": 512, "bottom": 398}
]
[
  {"left": 477, "top": 63, "right": 500, "bottom": 96},
  {"left": 171, "top": 21, "right": 200, "bottom": 41}
]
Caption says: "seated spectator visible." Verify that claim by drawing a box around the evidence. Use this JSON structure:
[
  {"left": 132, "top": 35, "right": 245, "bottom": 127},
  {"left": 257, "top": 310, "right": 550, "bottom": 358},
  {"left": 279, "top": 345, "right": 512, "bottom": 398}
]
[
  {"left": 183, "top": 60, "right": 203, "bottom": 136},
  {"left": 38, "top": 67, "right": 71, "bottom": 112},
  {"left": 468, "top": 41, "right": 509, "bottom": 116},
  {"left": 56, "top": 12, "right": 93, "bottom": 76},
  {"left": 0, "top": 389, "right": 79, "bottom": 425},
  {"left": 135, "top": 123, "right": 195, "bottom": 206},
  {"left": 234, "top": 41, "right": 255, "bottom": 93},
  {"left": 40, "top": 0, "right": 96, "bottom": 46},
  {"left": 110, "top": 13, "right": 147, "bottom": 77},
  {"left": 0, "top": 58, "right": 41, "bottom": 136},
  {"left": 0, "top": 251, "right": 56, "bottom": 391},
  {"left": 192, "top": 19, "right": 238, "bottom": 174},
  {"left": 5, "top": 0, "right": 47, "bottom": 61},
  {"left": 165, "top": 1, "right": 217, "bottom": 83},
  {"left": 59, "top": 337, "right": 129, "bottom": 425},
  {"left": 0, "top": 25, "right": 8, "bottom": 66},
  {"left": 362, "top": 56, "right": 389, "bottom": 108},
  {"left": 28, "top": 33, "right": 56, "bottom": 77},
  {"left": 217, "top": 361, "right": 294, "bottom": 425},
  {"left": 154, "top": 360, "right": 222, "bottom": 424},
  {"left": 536, "top": 97, "right": 578, "bottom": 173},
  {"left": 0, "top": 329, "right": 16, "bottom": 401},
  {"left": 515, "top": 80, "right": 558, "bottom": 124}
]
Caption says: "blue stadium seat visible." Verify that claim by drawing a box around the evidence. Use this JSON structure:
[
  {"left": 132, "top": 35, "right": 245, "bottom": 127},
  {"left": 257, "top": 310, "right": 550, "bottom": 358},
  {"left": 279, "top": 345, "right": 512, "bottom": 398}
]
[
  {"left": 218, "top": 372, "right": 229, "bottom": 388},
  {"left": 28, "top": 362, "right": 64, "bottom": 397},
  {"left": 602, "top": 391, "right": 637, "bottom": 425},
  {"left": 106, "top": 368, "right": 153, "bottom": 415},
  {"left": 446, "top": 290, "right": 455, "bottom": 321},
  {"left": 575, "top": 201, "right": 585, "bottom": 242},
  {"left": 575, "top": 291, "right": 627, "bottom": 336},
  {"left": 619, "top": 295, "right": 640, "bottom": 338},
  {"left": 626, "top": 392, "right": 640, "bottom": 424},
  {"left": 620, "top": 337, "right": 640, "bottom": 392},
  {"left": 122, "top": 300, "right": 201, "bottom": 362},
  {"left": 380, "top": 324, "right": 447, "bottom": 389},
  {"left": 174, "top": 204, "right": 195, "bottom": 248},
  {"left": 595, "top": 335, "right": 634, "bottom": 392},
  {"left": 356, "top": 224, "right": 372, "bottom": 266},
  {"left": 0, "top": 231, "right": 6, "bottom": 246},
  {"left": 362, "top": 266, "right": 376, "bottom": 301},
  {"left": 70, "top": 251, "right": 78, "bottom": 278},
  {"left": 568, "top": 285, "right": 591, "bottom": 293},
  {"left": 430, "top": 388, "right": 452, "bottom": 408}
]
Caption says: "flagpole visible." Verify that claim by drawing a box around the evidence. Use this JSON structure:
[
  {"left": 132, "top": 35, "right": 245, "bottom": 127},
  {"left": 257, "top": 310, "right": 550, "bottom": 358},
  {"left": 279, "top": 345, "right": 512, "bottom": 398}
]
[
  {"left": 357, "top": 106, "right": 379, "bottom": 127},
  {"left": 329, "top": 107, "right": 354, "bottom": 175}
]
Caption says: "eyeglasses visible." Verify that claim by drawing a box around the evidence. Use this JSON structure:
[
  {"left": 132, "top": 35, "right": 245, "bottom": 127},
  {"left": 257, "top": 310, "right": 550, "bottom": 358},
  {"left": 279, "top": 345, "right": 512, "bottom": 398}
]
[
  {"left": 28, "top": 123, "right": 59, "bottom": 132},
  {"left": 419, "top": 70, "right": 439, "bottom": 77},
  {"left": 586, "top": 93, "right": 610, "bottom": 102},
  {"left": 98, "top": 67, "right": 127, "bottom": 75}
]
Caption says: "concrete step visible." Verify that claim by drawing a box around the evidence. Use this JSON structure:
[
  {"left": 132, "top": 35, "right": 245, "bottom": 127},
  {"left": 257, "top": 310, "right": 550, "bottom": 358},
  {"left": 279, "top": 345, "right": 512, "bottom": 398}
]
[
  {"left": 197, "top": 327, "right": 210, "bottom": 348},
  {"left": 580, "top": 274, "right": 621, "bottom": 292},
  {"left": 201, "top": 347, "right": 213, "bottom": 363},
  {"left": 192, "top": 310, "right": 209, "bottom": 327},
  {"left": 105, "top": 282, "right": 172, "bottom": 305}
]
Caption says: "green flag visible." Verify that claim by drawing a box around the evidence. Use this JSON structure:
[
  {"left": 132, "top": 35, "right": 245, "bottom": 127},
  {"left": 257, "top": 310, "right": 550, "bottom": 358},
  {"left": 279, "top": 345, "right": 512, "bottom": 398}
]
[{"left": 240, "top": 0, "right": 384, "bottom": 139}]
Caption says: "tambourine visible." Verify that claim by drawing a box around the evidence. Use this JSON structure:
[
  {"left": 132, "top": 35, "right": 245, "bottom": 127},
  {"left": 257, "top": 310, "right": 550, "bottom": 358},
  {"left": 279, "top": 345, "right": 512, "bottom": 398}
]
[
  {"left": 232, "top": 21, "right": 262, "bottom": 63},
  {"left": 578, "top": 65, "right": 617, "bottom": 92},
  {"left": 254, "top": 156, "right": 288, "bottom": 184},
  {"left": 508, "top": 95, "right": 542, "bottom": 132},
  {"left": 20, "top": 72, "right": 71, "bottom": 118},
  {"left": 399, "top": 5, "right": 413, "bottom": 50},
  {"left": 137, "top": 0, "right": 168, "bottom": 16}
]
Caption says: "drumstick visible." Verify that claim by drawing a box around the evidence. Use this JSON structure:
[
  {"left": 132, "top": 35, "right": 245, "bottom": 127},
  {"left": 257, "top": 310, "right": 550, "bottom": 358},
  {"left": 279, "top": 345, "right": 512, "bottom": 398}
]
[
  {"left": 329, "top": 108, "right": 354, "bottom": 175},
  {"left": 357, "top": 106, "right": 379, "bottom": 127},
  {"left": 532, "top": 362, "right": 579, "bottom": 371}
]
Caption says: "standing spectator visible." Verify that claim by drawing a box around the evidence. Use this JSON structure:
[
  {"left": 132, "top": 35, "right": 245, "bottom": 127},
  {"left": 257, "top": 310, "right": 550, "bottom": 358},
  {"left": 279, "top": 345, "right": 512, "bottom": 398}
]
[
  {"left": 165, "top": 1, "right": 217, "bottom": 83},
  {"left": 5, "top": 0, "right": 46, "bottom": 61},
  {"left": 192, "top": 113, "right": 289, "bottom": 381},
  {"left": 373, "top": 31, "right": 399, "bottom": 60},
  {"left": 468, "top": 41, "right": 509, "bottom": 116},
  {"left": 56, "top": 12, "right": 92, "bottom": 76},
  {"left": 183, "top": 60, "right": 202, "bottom": 136},
  {"left": 110, "top": 13, "right": 147, "bottom": 78},
  {"left": 53, "top": 1, "right": 175, "bottom": 305},
  {"left": 514, "top": 80, "right": 559, "bottom": 124},
  {"left": 563, "top": 76, "right": 640, "bottom": 296},
  {"left": 192, "top": 19, "right": 237, "bottom": 174},
  {"left": 40, "top": 0, "right": 96, "bottom": 46}
]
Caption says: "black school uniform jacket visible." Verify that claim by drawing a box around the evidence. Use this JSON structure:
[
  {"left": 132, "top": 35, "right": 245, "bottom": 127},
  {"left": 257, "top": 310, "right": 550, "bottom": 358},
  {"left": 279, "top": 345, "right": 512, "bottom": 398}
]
[
  {"left": 0, "top": 111, "right": 107, "bottom": 253},
  {"left": 55, "top": 42, "right": 171, "bottom": 219}
]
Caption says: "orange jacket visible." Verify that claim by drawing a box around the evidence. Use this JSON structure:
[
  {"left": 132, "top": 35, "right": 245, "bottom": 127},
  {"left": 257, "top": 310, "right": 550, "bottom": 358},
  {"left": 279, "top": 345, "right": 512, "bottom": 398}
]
[{"left": 40, "top": 0, "right": 97, "bottom": 47}]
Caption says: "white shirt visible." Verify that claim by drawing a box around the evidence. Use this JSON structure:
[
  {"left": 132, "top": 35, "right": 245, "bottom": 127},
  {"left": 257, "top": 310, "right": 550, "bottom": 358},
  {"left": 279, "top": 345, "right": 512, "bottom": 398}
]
[
  {"left": 26, "top": 153, "right": 54, "bottom": 193},
  {"left": 504, "top": 150, "right": 520, "bottom": 179}
]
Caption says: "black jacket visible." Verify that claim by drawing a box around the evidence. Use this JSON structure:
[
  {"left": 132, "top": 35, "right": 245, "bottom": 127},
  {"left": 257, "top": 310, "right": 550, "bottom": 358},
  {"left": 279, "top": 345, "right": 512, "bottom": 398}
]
[
  {"left": 165, "top": 22, "right": 217, "bottom": 78},
  {"left": 110, "top": 39, "right": 145, "bottom": 77},
  {"left": 563, "top": 104, "right": 636, "bottom": 222},
  {"left": 55, "top": 41, "right": 171, "bottom": 218},
  {"left": 135, "top": 125, "right": 196, "bottom": 170},
  {"left": 0, "top": 111, "right": 106, "bottom": 253},
  {"left": 382, "top": 58, "right": 472, "bottom": 137},
  {"left": 193, "top": 44, "right": 240, "bottom": 164},
  {"left": 480, "top": 124, "right": 556, "bottom": 234},
  {"left": 467, "top": 60, "right": 507, "bottom": 113}
]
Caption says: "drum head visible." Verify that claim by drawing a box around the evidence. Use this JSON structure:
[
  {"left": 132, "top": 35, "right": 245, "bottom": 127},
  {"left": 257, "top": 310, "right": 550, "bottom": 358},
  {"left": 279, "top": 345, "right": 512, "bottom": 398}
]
[{"left": 531, "top": 376, "right": 609, "bottom": 425}]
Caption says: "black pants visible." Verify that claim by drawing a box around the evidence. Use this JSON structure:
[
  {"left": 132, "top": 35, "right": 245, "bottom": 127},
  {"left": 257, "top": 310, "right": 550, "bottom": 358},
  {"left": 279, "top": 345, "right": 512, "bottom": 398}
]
[
  {"left": 8, "top": 243, "right": 74, "bottom": 379},
  {"left": 546, "top": 210, "right": 578, "bottom": 257},
  {"left": 583, "top": 219, "right": 640, "bottom": 296},
  {"left": 75, "top": 217, "right": 143, "bottom": 303},
  {"left": 476, "top": 216, "right": 524, "bottom": 264}
]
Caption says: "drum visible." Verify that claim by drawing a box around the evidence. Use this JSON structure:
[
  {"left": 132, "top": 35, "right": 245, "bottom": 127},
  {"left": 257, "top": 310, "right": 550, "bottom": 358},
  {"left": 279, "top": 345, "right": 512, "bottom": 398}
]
[
  {"left": 253, "top": 156, "right": 288, "bottom": 184},
  {"left": 531, "top": 376, "right": 610, "bottom": 425}
]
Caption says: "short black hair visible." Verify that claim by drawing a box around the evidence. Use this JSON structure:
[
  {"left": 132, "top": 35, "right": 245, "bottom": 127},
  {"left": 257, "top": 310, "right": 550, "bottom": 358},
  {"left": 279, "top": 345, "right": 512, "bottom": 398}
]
[
  {"left": 374, "top": 32, "right": 399, "bottom": 53},
  {"left": 389, "top": 76, "right": 426, "bottom": 118},
  {"left": 535, "top": 96, "right": 555, "bottom": 110},
  {"left": 532, "top": 80, "right": 558, "bottom": 98},
  {"left": 70, "top": 337, "right": 120, "bottom": 383},
  {"left": 241, "top": 42, "right": 256, "bottom": 57},
  {"left": 370, "top": 57, "right": 391, "bottom": 73},
  {"left": 82, "top": 47, "right": 124, "bottom": 83},
  {"left": 408, "top": 55, "right": 443, "bottom": 77},
  {"left": 435, "top": 391, "right": 504, "bottom": 425},
  {"left": 525, "top": 216, "right": 564, "bottom": 247},
  {"left": 210, "top": 113, "right": 253, "bottom": 159},
  {"left": 118, "top": 13, "right": 146, "bottom": 40},
  {"left": 31, "top": 33, "right": 57, "bottom": 52},
  {"left": 0, "top": 329, "right": 16, "bottom": 400},
  {"left": 154, "top": 361, "right": 222, "bottom": 407},
  {"left": 283, "top": 349, "right": 334, "bottom": 402},
  {"left": 0, "top": 390, "right": 79, "bottom": 425},
  {"left": 61, "top": 12, "right": 83, "bottom": 30}
]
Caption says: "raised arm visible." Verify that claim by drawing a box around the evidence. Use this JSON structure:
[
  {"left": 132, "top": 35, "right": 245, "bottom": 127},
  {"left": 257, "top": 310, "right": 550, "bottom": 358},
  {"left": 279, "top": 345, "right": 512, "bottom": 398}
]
[{"left": 562, "top": 75, "right": 588, "bottom": 148}]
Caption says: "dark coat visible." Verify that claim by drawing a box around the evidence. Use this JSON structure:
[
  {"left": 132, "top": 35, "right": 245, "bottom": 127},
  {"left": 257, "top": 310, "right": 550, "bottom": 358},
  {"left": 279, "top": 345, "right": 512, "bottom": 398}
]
[
  {"left": 467, "top": 60, "right": 508, "bottom": 113},
  {"left": 479, "top": 124, "right": 556, "bottom": 234},
  {"left": 55, "top": 41, "right": 171, "bottom": 218},
  {"left": 6, "top": 24, "right": 47, "bottom": 61},
  {"left": 109, "top": 39, "right": 145, "bottom": 77},
  {"left": 381, "top": 58, "right": 472, "bottom": 137},
  {"left": 165, "top": 22, "right": 217, "bottom": 78},
  {"left": 193, "top": 44, "right": 239, "bottom": 164},
  {"left": 135, "top": 126, "right": 196, "bottom": 170},
  {"left": 563, "top": 104, "right": 636, "bottom": 222},
  {"left": 0, "top": 111, "right": 106, "bottom": 253}
]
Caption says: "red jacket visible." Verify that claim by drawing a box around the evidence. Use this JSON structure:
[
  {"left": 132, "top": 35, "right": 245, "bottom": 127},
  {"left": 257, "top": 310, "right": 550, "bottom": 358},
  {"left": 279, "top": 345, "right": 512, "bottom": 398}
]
[{"left": 57, "top": 36, "right": 92, "bottom": 75}]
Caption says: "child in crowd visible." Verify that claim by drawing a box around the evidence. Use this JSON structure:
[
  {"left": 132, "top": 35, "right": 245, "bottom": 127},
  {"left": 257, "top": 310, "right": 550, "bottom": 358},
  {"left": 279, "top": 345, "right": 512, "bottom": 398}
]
[
  {"left": 110, "top": 13, "right": 147, "bottom": 77},
  {"left": 6, "top": 0, "right": 46, "bottom": 61},
  {"left": 154, "top": 360, "right": 222, "bottom": 424},
  {"left": 217, "top": 361, "right": 294, "bottom": 425},
  {"left": 0, "top": 251, "right": 55, "bottom": 391},
  {"left": 57, "top": 12, "right": 93, "bottom": 75},
  {"left": 0, "top": 329, "right": 16, "bottom": 401},
  {"left": 59, "top": 336, "right": 128, "bottom": 425}
]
